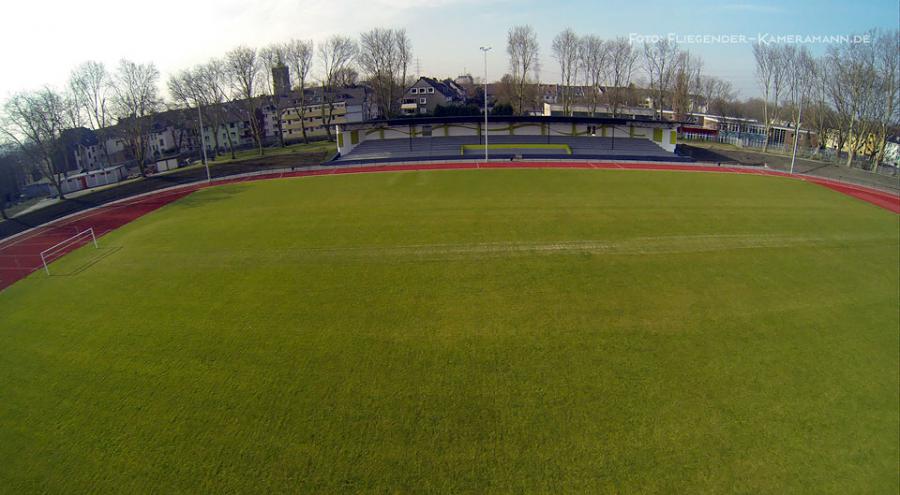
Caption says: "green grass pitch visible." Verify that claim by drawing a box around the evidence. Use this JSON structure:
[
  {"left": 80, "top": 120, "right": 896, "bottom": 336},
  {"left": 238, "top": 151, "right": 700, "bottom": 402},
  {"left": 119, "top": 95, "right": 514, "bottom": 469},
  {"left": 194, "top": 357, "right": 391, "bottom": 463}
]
[{"left": 1, "top": 169, "right": 897, "bottom": 492}]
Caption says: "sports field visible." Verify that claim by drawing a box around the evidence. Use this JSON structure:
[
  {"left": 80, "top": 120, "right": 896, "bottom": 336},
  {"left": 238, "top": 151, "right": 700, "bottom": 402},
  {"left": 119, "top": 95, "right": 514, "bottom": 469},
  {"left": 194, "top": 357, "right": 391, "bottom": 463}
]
[{"left": 1, "top": 168, "right": 898, "bottom": 492}]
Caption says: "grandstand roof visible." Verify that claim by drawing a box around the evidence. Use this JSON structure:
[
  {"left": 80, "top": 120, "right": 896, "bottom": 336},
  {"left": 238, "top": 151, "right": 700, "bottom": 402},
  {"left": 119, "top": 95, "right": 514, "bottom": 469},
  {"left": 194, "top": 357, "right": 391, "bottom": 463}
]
[{"left": 339, "top": 115, "right": 685, "bottom": 130}]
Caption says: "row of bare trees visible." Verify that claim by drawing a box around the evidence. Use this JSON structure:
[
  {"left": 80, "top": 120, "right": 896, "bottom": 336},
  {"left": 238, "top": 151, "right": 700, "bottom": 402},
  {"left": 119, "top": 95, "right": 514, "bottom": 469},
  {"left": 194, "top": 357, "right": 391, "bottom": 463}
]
[
  {"left": 1, "top": 28, "right": 415, "bottom": 199},
  {"left": 517, "top": 27, "right": 733, "bottom": 120},
  {"left": 163, "top": 29, "right": 409, "bottom": 150},
  {"left": 0, "top": 59, "right": 161, "bottom": 197},
  {"left": 540, "top": 26, "right": 897, "bottom": 170},
  {"left": 551, "top": 31, "right": 645, "bottom": 118},
  {"left": 507, "top": 26, "right": 638, "bottom": 117},
  {"left": 753, "top": 30, "right": 898, "bottom": 168}
]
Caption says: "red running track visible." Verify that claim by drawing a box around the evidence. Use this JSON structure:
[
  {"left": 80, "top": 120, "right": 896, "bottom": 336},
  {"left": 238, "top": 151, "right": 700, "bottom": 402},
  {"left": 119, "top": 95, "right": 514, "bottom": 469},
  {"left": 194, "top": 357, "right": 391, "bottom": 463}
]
[{"left": 1, "top": 161, "right": 897, "bottom": 292}]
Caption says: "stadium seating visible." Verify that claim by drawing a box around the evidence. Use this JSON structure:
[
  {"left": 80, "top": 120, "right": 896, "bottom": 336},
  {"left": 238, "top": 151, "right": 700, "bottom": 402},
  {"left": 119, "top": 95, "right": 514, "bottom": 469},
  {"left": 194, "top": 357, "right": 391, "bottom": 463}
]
[{"left": 332, "top": 135, "right": 690, "bottom": 164}]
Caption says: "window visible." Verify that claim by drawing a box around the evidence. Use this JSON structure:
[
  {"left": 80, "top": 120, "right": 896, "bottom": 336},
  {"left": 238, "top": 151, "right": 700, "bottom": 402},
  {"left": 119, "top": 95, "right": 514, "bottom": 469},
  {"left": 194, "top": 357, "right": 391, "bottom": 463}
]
[
  {"left": 410, "top": 88, "right": 418, "bottom": 94},
  {"left": 420, "top": 97, "right": 426, "bottom": 104},
  {"left": 428, "top": 87, "right": 434, "bottom": 94}
]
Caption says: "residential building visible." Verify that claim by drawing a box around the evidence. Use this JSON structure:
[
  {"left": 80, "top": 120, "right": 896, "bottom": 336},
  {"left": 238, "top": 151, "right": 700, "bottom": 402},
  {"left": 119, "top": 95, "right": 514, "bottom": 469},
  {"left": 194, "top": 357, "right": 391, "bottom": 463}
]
[
  {"left": 539, "top": 84, "right": 599, "bottom": 105},
  {"left": 400, "top": 77, "right": 467, "bottom": 115},
  {"left": 279, "top": 85, "right": 377, "bottom": 141},
  {"left": 883, "top": 135, "right": 900, "bottom": 166}
]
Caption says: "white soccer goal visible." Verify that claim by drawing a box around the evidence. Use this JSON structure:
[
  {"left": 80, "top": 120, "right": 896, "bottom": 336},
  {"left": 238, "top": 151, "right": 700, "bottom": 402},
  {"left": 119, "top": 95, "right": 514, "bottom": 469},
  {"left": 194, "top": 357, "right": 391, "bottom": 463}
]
[{"left": 40, "top": 228, "right": 99, "bottom": 275}]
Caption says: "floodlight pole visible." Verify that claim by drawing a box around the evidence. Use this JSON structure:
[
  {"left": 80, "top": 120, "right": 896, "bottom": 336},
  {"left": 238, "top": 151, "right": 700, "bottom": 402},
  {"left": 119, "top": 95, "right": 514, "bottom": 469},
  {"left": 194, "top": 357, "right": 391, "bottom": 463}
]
[
  {"left": 197, "top": 103, "right": 211, "bottom": 183},
  {"left": 480, "top": 46, "right": 492, "bottom": 162},
  {"left": 789, "top": 96, "right": 803, "bottom": 175}
]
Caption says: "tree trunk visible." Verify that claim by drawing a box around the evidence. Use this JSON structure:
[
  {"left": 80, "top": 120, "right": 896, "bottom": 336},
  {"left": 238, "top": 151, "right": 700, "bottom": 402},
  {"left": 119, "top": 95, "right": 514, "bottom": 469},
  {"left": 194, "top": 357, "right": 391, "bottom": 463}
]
[
  {"left": 845, "top": 119, "right": 856, "bottom": 167},
  {"left": 277, "top": 108, "right": 286, "bottom": 148},
  {"left": 225, "top": 128, "right": 236, "bottom": 159},
  {"left": 210, "top": 126, "right": 221, "bottom": 160},
  {"left": 300, "top": 109, "right": 309, "bottom": 144},
  {"left": 324, "top": 103, "right": 334, "bottom": 141},
  {"left": 252, "top": 118, "right": 265, "bottom": 156},
  {"left": 49, "top": 168, "right": 66, "bottom": 200}
]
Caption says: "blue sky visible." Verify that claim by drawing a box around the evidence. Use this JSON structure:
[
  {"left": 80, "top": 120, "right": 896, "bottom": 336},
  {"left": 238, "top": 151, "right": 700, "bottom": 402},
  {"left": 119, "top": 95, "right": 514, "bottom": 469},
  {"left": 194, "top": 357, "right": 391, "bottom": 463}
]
[
  {"left": 410, "top": 0, "right": 899, "bottom": 97},
  {"left": 1, "top": 0, "right": 897, "bottom": 100}
]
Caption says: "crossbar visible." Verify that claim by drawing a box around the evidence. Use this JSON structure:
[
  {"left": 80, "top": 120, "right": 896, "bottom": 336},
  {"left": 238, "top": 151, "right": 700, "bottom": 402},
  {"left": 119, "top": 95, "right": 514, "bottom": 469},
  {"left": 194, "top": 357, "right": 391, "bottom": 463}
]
[{"left": 40, "top": 228, "right": 98, "bottom": 275}]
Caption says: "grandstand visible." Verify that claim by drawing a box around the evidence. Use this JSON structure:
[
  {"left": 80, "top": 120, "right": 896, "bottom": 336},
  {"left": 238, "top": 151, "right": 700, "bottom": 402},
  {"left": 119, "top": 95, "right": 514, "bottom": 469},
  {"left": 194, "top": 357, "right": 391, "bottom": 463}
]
[{"left": 333, "top": 115, "right": 690, "bottom": 164}]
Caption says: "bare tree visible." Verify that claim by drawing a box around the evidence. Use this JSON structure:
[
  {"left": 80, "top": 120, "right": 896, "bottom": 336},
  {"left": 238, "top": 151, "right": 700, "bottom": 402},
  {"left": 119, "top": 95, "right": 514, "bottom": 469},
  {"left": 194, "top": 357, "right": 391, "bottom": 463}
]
[
  {"left": 285, "top": 39, "right": 315, "bottom": 144},
  {"left": 182, "top": 59, "right": 238, "bottom": 160},
  {"left": 552, "top": 28, "right": 580, "bottom": 116},
  {"left": 61, "top": 89, "right": 85, "bottom": 130},
  {"left": 60, "top": 89, "right": 91, "bottom": 172},
  {"left": 826, "top": 34, "right": 881, "bottom": 166},
  {"left": 779, "top": 46, "right": 816, "bottom": 151},
  {"left": 1, "top": 89, "right": 71, "bottom": 198},
  {"left": 607, "top": 37, "right": 638, "bottom": 117},
  {"left": 671, "top": 50, "right": 703, "bottom": 119},
  {"left": 805, "top": 57, "right": 836, "bottom": 155},
  {"left": 0, "top": 146, "right": 26, "bottom": 219},
  {"left": 699, "top": 75, "right": 735, "bottom": 116},
  {"left": 110, "top": 59, "right": 161, "bottom": 177},
  {"left": 507, "top": 25, "right": 540, "bottom": 115},
  {"left": 756, "top": 44, "right": 791, "bottom": 151},
  {"left": 771, "top": 45, "right": 791, "bottom": 125},
  {"left": 642, "top": 39, "right": 678, "bottom": 119},
  {"left": 358, "top": 28, "right": 413, "bottom": 118},
  {"left": 578, "top": 36, "right": 608, "bottom": 117},
  {"left": 781, "top": 44, "right": 799, "bottom": 118},
  {"left": 168, "top": 65, "right": 215, "bottom": 161},
  {"left": 69, "top": 61, "right": 112, "bottom": 131},
  {"left": 168, "top": 68, "right": 201, "bottom": 112},
  {"left": 69, "top": 61, "right": 114, "bottom": 168},
  {"left": 752, "top": 43, "right": 778, "bottom": 151},
  {"left": 397, "top": 30, "right": 413, "bottom": 91},
  {"left": 225, "top": 45, "right": 265, "bottom": 155},
  {"left": 318, "top": 35, "right": 357, "bottom": 141}
]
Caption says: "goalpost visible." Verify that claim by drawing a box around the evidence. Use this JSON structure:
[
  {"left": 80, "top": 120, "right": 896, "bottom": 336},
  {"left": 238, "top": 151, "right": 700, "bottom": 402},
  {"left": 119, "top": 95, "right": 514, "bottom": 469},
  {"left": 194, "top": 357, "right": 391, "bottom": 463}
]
[{"left": 40, "top": 228, "right": 99, "bottom": 275}]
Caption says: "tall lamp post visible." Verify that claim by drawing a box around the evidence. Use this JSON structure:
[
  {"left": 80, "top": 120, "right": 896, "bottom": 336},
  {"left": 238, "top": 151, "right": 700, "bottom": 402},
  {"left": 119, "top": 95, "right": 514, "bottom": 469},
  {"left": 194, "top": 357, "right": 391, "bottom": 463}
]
[
  {"left": 479, "top": 46, "right": 492, "bottom": 162},
  {"left": 197, "top": 104, "right": 211, "bottom": 183},
  {"left": 789, "top": 95, "right": 803, "bottom": 175}
]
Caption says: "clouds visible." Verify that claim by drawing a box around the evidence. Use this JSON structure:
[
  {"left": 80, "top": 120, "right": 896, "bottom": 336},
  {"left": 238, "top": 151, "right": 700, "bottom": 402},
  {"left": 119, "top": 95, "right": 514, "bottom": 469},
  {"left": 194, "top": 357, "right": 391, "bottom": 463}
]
[
  {"left": 0, "top": 0, "right": 893, "bottom": 101},
  {"left": 0, "top": 0, "right": 488, "bottom": 97}
]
